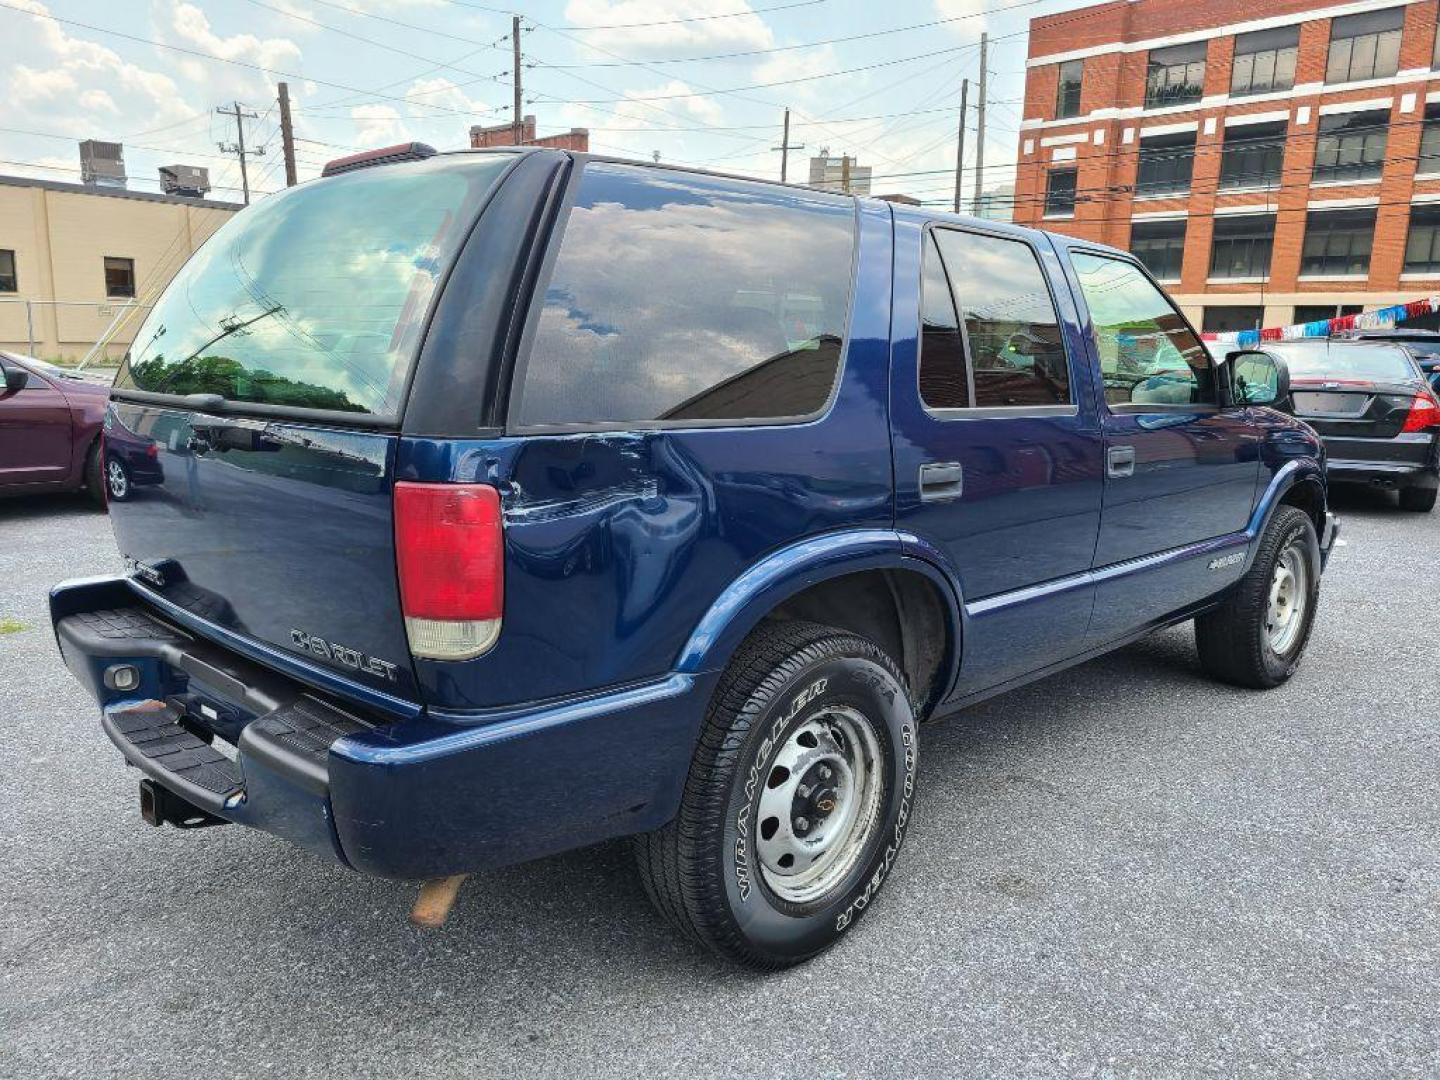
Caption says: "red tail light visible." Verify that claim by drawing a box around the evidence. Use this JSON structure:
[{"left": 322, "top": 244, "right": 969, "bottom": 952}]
[
  {"left": 394, "top": 482, "right": 503, "bottom": 660},
  {"left": 1401, "top": 393, "right": 1440, "bottom": 433}
]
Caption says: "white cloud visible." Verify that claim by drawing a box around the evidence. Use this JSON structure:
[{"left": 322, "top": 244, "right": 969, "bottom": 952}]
[
  {"left": 404, "top": 76, "right": 495, "bottom": 121},
  {"left": 934, "top": 0, "right": 987, "bottom": 35},
  {"left": 2, "top": 0, "right": 195, "bottom": 132},
  {"left": 617, "top": 80, "right": 724, "bottom": 126},
  {"left": 167, "top": 3, "right": 303, "bottom": 75},
  {"left": 750, "top": 44, "right": 839, "bottom": 102},
  {"left": 562, "top": 0, "right": 774, "bottom": 55},
  {"left": 350, "top": 104, "right": 407, "bottom": 145}
]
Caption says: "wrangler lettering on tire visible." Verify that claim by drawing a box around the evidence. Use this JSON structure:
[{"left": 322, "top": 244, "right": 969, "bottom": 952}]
[{"left": 635, "top": 620, "right": 918, "bottom": 969}]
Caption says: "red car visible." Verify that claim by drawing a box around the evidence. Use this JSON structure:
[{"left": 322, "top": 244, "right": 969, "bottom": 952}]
[{"left": 0, "top": 351, "right": 110, "bottom": 504}]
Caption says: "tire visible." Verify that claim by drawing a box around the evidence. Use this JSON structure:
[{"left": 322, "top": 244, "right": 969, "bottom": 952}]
[
  {"left": 1399, "top": 485, "right": 1437, "bottom": 513},
  {"left": 1195, "top": 505, "right": 1321, "bottom": 689},
  {"left": 83, "top": 441, "right": 107, "bottom": 507},
  {"left": 635, "top": 619, "right": 918, "bottom": 969},
  {"left": 104, "top": 455, "right": 131, "bottom": 502}
]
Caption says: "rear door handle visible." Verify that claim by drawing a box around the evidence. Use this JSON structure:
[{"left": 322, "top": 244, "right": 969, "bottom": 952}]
[
  {"left": 919, "top": 461, "right": 964, "bottom": 501},
  {"left": 1107, "top": 445, "right": 1135, "bottom": 479}
]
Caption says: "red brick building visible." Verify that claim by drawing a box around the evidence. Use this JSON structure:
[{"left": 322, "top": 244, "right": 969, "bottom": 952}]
[
  {"left": 469, "top": 114, "right": 589, "bottom": 152},
  {"left": 1014, "top": 0, "right": 1440, "bottom": 333}
]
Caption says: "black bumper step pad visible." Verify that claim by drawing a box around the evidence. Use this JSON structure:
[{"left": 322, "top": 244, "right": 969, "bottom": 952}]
[
  {"left": 110, "top": 703, "right": 242, "bottom": 799},
  {"left": 68, "top": 607, "right": 184, "bottom": 644},
  {"left": 249, "top": 697, "right": 371, "bottom": 765}
]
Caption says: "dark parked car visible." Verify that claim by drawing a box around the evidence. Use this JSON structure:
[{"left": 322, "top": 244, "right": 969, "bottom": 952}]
[
  {"left": 1258, "top": 339, "right": 1439, "bottom": 512},
  {"left": 0, "top": 351, "right": 108, "bottom": 503},
  {"left": 51, "top": 147, "right": 1337, "bottom": 969},
  {"left": 1342, "top": 328, "right": 1440, "bottom": 395}
]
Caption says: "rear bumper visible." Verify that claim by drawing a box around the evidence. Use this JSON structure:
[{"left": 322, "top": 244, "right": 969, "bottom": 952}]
[
  {"left": 1323, "top": 432, "right": 1438, "bottom": 488},
  {"left": 51, "top": 576, "right": 709, "bottom": 879}
]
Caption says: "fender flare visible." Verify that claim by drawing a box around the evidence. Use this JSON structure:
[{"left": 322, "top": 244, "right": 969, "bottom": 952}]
[
  {"left": 674, "top": 528, "right": 964, "bottom": 698},
  {"left": 1243, "top": 459, "right": 1326, "bottom": 570}
]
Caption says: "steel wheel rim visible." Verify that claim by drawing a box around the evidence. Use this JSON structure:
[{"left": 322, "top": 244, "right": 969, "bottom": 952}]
[
  {"left": 754, "top": 705, "right": 885, "bottom": 905},
  {"left": 1265, "top": 544, "right": 1307, "bottom": 655},
  {"left": 106, "top": 461, "right": 127, "bottom": 499}
]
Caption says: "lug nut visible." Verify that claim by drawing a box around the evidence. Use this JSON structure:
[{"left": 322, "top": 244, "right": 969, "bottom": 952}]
[
  {"left": 795, "top": 816, "right": 810, "bottom": 833},
  {"left": 797, "top": 784, "right": 811, "bottom": 799},
  {"left": 818, "top": 765, "right": 832, "bottom": 780}
]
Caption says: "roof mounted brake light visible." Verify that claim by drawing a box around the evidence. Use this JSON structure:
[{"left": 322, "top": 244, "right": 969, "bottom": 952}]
[{"left": 321, "top": 142, "right": 437, "bottom": 178}]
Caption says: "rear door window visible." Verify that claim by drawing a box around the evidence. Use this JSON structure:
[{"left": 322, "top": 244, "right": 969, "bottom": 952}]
[
  {"left": 118, "top": 155, "right": 512, "bottom": 417},
  {"left": 922, "top": 227, "right": 1071, "bottom": 410},
  {"left": 513, "top": 163, "right": 855, "bottom": 428}
]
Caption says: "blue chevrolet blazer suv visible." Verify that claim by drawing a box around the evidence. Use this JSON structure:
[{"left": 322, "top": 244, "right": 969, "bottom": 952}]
[{"left": 51, "top": 145, "right": 1338, "bottom": 968}]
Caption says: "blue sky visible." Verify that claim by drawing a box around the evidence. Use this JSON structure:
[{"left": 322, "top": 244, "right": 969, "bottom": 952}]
[{"left": 0, "top": 0, "right": 1080, "bottom": 206}]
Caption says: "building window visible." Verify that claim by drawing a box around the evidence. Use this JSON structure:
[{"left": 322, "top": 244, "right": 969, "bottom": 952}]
[
  {"left": 104, "top": 256, "right": 135, "bottom": 298},
  {"left": 1055, "top": 59, "right": 1084, "bottom": 119},
  {"left": 1219, "top": 121, "right": 1287, "bottom": 190},
  {"left": 1209, "top": 213, "right": 1276, "bottom": 279},
  {"left": 1202, "top": 306, "right": 1264, "bottom": 334},
  {"left": 1312, "top": 110, "right": 1389, "bottom": 183},
  {"left": 1295, "top": 304, "right": 1364, "bottom": 323},
  {"left": 1231, "top": 26, "right": 1299, "bottom": 96},
  {"left": 1420, "top": 104, "right": 1440, "bottom": 176},
  {"left": 0, "top": 249, "right": 15, "bottom": 293},
  {"left": 1145, "top": 42, "right": 1207, "bottom": 109},
  {"left": 1135, "top": 131, "right": 1195, "bottom": 196},
  {"left": 1045, "top": 168, "right": 1077, "bottom": 216},
  {"left": 1129, "top": 219, "right": 1187, "bottom": 281},
  {"left": 1404, "top": 204, "right": 1440, "bottom": 275},
  {"left": 1326, "top": 8, "right": 1404, "bottom": 84},
  {"left": 1301, "top": 208, "right": 1377, "bottom": 276}
]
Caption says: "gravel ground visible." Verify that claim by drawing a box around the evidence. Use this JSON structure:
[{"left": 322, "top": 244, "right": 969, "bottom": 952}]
[{"left": 0, "top": 488, "right": 1435, "bottom": 1079}]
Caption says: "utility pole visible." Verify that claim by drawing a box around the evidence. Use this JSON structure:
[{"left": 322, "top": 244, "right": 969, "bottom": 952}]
[
  {"left": 277, "top": 82, "right": 297, "bottom": 188},
  {"left": 216, "top": 101, "right": 263, "bottom": 206},
  {"left": 972, "top": 32, "right": 988, "bottom": 215},
  {"left": 512, "top": 16, "right": 523, "bottom": 145},
  {"left": 841, "top": 153, "right": 851, "bottom": 194},
  {"left": 953, "top": 78, "right": 969, "bottom": 214},
  {"left": 771, "top": 107, "right": 804, "bottom": 183}
]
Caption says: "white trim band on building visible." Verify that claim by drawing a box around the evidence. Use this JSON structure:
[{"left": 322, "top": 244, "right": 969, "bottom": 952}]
[{"left": 1026, "top": 0, "right": 1410, "bottom": 67}]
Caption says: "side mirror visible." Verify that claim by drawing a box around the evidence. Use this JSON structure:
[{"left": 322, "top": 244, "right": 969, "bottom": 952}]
[
  {"left": 2, "top": 364, "right": 29, "bottom": 394},
  {"left": 1226, "top": 349, "right": 1289, "bottom": 407}
]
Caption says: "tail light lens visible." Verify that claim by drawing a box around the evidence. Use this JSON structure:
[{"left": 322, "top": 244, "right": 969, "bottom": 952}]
[
  {"left": 394, "top": 482, "right": 503, "bottom": 660},
  {"left": 1401, "top": 393, "right": 1440, "bottom": 433}
]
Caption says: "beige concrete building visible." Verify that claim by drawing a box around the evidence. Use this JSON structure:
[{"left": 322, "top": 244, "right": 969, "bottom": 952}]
[{"left": 0, "top": 175, "right": 240, "bottom": 362}]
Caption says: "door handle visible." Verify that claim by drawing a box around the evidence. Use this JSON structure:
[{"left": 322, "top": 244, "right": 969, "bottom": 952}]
[
  {"left": 919, "top": 461, "right": 964, "bottom": 501},
  {"left": 1107, "top": 445, "right": 1135, "bottom": 479}
]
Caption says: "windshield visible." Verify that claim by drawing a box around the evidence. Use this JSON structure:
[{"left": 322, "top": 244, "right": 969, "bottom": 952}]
[
  {"left": 1273, "top": 342, "right": 1417, "bottom": 383},
  {"left": 116, "top": 154, "right": 512, "bottom": 416}
]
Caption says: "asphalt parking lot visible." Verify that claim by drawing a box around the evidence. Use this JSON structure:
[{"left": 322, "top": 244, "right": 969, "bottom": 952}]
[{"left": 1, "top": 489, "right": 1435, "bottom": 1079}]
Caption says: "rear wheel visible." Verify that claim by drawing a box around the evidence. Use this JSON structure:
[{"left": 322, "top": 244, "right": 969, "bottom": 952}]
[
  {"left": 105, "top": 457, "right": 131, "bottom": 502},
  {"left": 1195, "top": 505, "right": 1320, "bottom": 689},
  {"left": 1399, "top": 485, "right": 1437, "bottom": 513},
  {"left": 635, "top": 620, "right": 918, "bottom": 969}
]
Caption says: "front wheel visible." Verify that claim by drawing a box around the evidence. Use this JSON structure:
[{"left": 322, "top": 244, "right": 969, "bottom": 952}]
[
  {"left": 1195, "top": 505, "right": 1321, "bottom": 689},
  {"left": 1399, "top": 484, "right": 1437, "bottom": 513},
  {"left": 635, "top": 620, "right": 918, "bottom": 969}
]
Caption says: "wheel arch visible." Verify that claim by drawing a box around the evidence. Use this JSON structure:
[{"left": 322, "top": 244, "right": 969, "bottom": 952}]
[{"left": 674, "top": 530, "right": 962, "bottom": 715}]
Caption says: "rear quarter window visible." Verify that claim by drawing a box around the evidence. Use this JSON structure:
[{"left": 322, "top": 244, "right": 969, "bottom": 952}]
[
  {"left": 512, "top": 163, "right": 855, "bottom": 429},
  {"left": 117, "top": 155, "right": 512, "bottom": 417}
]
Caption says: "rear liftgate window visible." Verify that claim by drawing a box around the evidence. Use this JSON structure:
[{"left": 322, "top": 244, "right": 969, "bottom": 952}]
[
  {"left": 513, "top": 162, "right": 855, "bottom": 427},
  {"left": 117, "top": 155, "right": 513, "bottom": 417}
]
